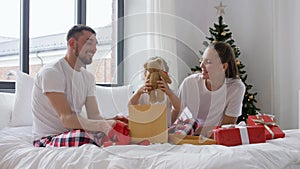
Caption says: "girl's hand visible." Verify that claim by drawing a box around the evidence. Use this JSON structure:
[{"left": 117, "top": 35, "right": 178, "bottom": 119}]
[
  {"left": 138, "top": 79, "right": 152, "bottom": 94},
  {"left": 157, "top": 77, "right": 171, "bottom": 96}
]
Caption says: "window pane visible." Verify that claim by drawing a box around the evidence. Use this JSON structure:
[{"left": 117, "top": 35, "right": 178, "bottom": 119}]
[
  {"left": 29, "top": 0, "right": 74, "bottom": 78},
  {"left": 0, "top": 0, "right": 20, "bottom": 81},
  {"left": 87, "top": 0, "right": 117, "bottom": 84}
]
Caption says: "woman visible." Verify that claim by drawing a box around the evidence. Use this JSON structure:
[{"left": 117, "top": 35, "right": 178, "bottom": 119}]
[{"left": 172, "top": 41, "right": 245, "bottom": 136}]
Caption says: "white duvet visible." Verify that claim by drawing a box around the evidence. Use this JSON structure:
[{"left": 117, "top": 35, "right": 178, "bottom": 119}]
[{"left": 1, "top": 127, "right": 300, "bottom": 169}]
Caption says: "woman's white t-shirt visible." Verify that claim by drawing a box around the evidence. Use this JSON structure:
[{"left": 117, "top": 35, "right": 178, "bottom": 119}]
[{"left": 178, "top": 73, "right": 245, "bottom": 127}]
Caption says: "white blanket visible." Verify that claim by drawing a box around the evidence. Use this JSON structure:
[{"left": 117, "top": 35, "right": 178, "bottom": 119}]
[{"left": 1, "top": 127, "right": 300, "bottom": 169}]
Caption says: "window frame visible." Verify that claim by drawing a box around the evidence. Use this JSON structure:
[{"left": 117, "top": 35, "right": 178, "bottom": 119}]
[{"left": 0, "top": 0, "right": 124, "bottom": 92}]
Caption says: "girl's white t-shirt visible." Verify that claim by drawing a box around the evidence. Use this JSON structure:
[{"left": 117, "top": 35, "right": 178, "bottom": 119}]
[{"left": 136, "top": 90, "right": 172, "bottom": 127}]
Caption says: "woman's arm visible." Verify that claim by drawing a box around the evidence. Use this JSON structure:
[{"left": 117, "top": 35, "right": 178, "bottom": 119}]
[
  {"left": 221, "top": 114, "right": 238, "bottom": 125},
  {"left": 222, "top": 80, "right": 246, "bottom": 125}
]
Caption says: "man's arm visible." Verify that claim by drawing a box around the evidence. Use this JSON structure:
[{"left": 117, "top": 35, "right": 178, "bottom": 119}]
[
  {"left": 86, "top": 94, "right": 129, "bottom": 124},
  {"left": 46, "top": 92, "right": 115, "bottom": 134},
  {"left": 85, "top": 95, "right": 104, "bottom": 120}
]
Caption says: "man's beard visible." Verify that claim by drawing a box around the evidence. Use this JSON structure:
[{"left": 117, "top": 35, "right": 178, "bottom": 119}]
[{"left": 75, "top": 46, "right": 93, "bottom": 65}]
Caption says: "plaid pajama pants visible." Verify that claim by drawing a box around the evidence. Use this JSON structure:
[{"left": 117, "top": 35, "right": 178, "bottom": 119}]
[
  {"left": 33, "top": 129, "right": 105, "bottom": 147},
  {"left": 168, "top": 118, "right": 200, "bottom": 135}
]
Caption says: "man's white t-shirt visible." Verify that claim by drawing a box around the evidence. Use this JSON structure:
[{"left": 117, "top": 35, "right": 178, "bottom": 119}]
[
  {"left": 32, "top": 58, "right": 96, "bottom": 140},
  {"left": 178, "top": 73, "right": 245, "bottom": 127}
]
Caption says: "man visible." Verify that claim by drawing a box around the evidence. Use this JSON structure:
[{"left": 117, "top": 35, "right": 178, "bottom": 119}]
[{"left": 32, "top": 25, "right": 118, "bottom": 147}]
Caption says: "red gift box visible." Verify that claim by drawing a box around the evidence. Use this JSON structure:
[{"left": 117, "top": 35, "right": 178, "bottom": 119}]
[
  {"left": 247, "top": 115, "right": 285, "bottom": 140},
  {"left": 102, "top": 122, "right": 131, "bottom": 147},
  {"left": 212, "top": 125, "right": 266, "bottom": 146}
]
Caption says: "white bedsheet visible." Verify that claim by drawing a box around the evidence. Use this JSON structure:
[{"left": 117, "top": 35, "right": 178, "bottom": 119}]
[{"left": 0, "top": 127, "right": 300, "bottom": 169}]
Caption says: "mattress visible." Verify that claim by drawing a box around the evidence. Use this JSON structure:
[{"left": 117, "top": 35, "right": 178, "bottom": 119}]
[{"left": 0, "top": 126, "right": 300, "bottom": 169}]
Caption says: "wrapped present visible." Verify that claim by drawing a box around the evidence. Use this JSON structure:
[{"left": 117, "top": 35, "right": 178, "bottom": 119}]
[
  {"left": 212, "top": 125, "right": 266, "bottom": 146},
  {"left": 128, "top": 104, "right": 168, "bottom": 143},
  {"left": 247, "top": 115, "right": 285, "bottom": 140},
  {"left": 102, "top": 121, "right": 131, "bottom": 147},
  {"left": 169, "top": 134, "right": 216, "bottom": 145}
]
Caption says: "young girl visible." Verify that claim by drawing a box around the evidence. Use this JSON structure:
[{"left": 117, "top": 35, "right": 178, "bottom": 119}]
[{"left": 128, "top": 57, "right": 181, "bottom": 127}]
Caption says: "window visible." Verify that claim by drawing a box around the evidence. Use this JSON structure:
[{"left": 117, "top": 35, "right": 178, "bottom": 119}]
[
  {"left": 0, "top": 0, "right": 124, "bottom": 91},
  {"left": 0, "top": 0, "right": 20, "bottom": 82},
  {"left": 29, "top": 0, "right": 75, "bottom": 78},
  {"left": 86, "top": 0, "right": 117, "bottom": 84}
]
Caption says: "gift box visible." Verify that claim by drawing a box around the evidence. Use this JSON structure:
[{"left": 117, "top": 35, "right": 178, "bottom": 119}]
[
  {"left": 247, "top": 115, "right": 285, "bottom": 140},
  {"left": 128, "top": 104, "right": 168, "bottom": 143},
  {"left": 169, "top": 134, "right": 216, "bottom": 145},
  {"left": 212, "top": 125, "right": 266, "bottom": 146},
  {"left": 102, "top": 121, "right": 131, "bottom": 147}
]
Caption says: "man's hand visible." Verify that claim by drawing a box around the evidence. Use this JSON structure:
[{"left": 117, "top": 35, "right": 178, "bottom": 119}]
[{"left": 113, "top": 115, "right": 129, "bottom": 124}]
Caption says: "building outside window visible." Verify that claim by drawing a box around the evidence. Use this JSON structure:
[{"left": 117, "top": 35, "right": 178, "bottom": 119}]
[
  {"left": 0, "top": 0, "right": 20, "bottom": 81},
  {"left": 0, "top": 0, "right": 119, "bottom": 85}
]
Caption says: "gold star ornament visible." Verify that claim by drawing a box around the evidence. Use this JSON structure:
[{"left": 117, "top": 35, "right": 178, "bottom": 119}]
[{"left": 215, "top": 1, "right": 227, "bottom": 16}]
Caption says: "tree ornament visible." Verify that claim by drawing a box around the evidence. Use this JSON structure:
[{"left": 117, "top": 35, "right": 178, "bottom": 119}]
[
  {"left": 221, "top": 32, "right": 226, "bottom": 36},
  {"left": 215, "top": 1, "right": 226, "bottom": 16}
]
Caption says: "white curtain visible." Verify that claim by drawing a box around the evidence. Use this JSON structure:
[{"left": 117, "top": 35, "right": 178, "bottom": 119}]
[
  {"left": 123, "top": 0, "right": 179, "bottom": 91},
  {"left": 149, "top": 0, "right": 179, "bottom": 90},
  {"left": 272, "top": 0, "right": 300, "bottom": 129}
]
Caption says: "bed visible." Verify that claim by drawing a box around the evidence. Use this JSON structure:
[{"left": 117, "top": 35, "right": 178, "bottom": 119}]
[
  {"left": 1, "top": 72, "right": 300, "bottom": 168},
  {"left": 1, "top": 126, "right": 300, "bottom": 169}
]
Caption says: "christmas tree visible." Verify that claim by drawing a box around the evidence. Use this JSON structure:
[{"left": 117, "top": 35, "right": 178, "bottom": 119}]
[{"left": 191, "top": 2, "right": 260, "bottom": 123}]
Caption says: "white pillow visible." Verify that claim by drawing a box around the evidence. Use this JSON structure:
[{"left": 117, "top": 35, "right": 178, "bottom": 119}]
[
  {"left": 0, "top": 92, "right": 15, "bottom": 129},
  {"left": 10, "top": 71, "right": 34, "bottom": 126},
  {"left": 95, "top": 85, "right": 133, "bottom": 118}
]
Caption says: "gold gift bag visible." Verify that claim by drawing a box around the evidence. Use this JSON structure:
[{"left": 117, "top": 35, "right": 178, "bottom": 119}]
[{"left": 128, "top": 104, "right": 168, "bottom": 143}]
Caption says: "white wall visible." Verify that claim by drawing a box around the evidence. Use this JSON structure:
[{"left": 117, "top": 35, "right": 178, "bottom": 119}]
[{"left": 124, "top": 0, "right": 300, "bottom": 129}]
